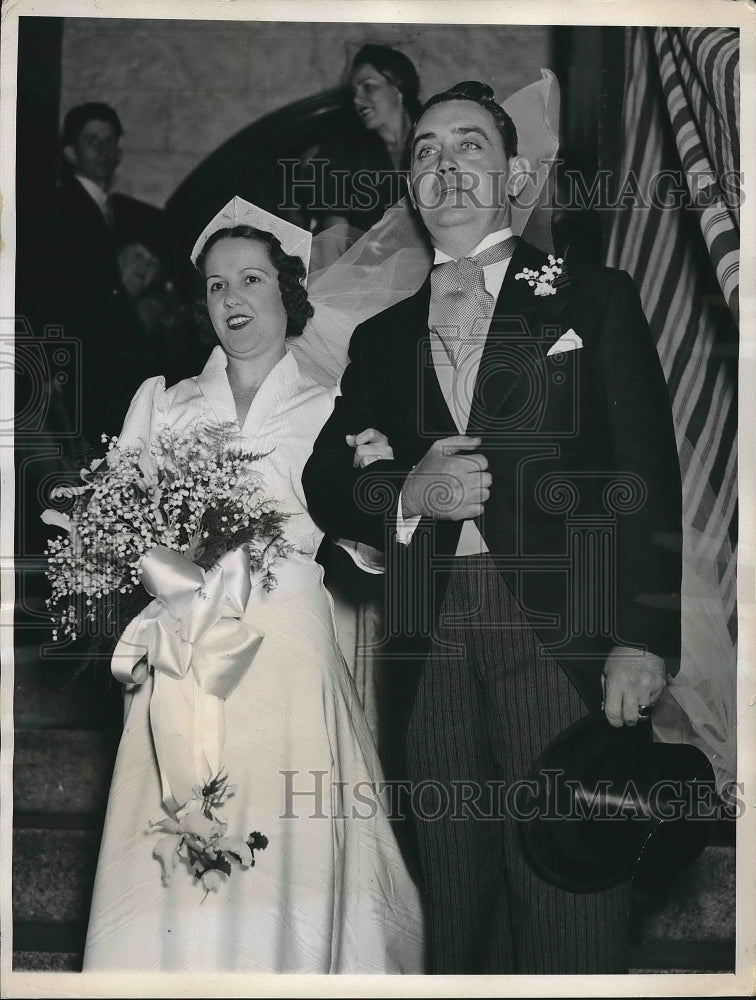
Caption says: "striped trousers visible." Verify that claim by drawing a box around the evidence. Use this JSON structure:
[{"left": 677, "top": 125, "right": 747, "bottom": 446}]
[{"left": 404, "top": 554, "right": 630, "bottom": 974}]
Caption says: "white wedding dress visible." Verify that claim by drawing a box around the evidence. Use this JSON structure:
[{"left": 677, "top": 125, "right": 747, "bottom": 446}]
[{"left": 82, "top": 347, "right": 424, "bottom": 973}]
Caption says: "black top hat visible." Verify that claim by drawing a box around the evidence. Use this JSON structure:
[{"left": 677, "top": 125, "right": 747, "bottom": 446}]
[{"left": 516, "top": 712, "right": 717, "bottom": 893}]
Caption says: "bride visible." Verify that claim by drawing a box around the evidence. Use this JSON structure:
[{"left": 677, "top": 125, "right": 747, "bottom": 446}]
[{"left": 82, "top": 198, "right": 424, "bottom": 973}]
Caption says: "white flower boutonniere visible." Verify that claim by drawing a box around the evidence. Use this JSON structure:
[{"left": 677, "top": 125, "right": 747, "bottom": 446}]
[{"left": 515, "top": 255, "right": 565, "bottom": 297}]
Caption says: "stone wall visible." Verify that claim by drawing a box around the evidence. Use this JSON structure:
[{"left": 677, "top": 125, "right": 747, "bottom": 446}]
[{"left": 60, "top": 18, "right": 553, "bottom": 207}]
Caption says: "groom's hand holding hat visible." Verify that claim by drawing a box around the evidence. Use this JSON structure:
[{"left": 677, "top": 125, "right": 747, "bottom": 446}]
[{"left": 601, "top": 645, "right": 667, "bottom": 728}]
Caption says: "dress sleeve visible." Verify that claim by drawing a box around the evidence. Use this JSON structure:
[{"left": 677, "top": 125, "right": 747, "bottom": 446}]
[{"left": 116, "top": 375, "right": 167, "bottom": 453}]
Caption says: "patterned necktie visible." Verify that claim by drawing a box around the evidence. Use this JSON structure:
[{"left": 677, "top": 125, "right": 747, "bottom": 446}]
[{"left": 429, "top": 236, "right": 517, "bottom": 369}]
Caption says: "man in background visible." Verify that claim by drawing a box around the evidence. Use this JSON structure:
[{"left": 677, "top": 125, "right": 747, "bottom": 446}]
[{"left": 19, "top": 102, "right": 173, "bottom": 449}]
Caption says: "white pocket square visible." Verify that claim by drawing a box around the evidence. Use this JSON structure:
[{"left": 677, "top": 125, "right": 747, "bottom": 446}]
[{"left": 547, "top": 329, "right": 583, "bottom": 357}]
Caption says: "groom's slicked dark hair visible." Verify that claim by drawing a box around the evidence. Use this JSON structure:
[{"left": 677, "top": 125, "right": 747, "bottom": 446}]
[{"left": 413, "top": 80, "right": 518, "bottom": 160}]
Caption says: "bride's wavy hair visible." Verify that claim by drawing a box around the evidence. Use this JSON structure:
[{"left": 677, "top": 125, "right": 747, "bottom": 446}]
[{"left": 194, "top": 226, "right": 314, "bottom": 342}]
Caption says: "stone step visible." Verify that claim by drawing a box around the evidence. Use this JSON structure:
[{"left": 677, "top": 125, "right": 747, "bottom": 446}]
[
  {"left": 13, "top": 729, "right": 119, "bottom": 818},
  {"left": 13, "top": 561, "right": 129, "bottom": 732},
  {"left": 12, "top": 950, "right": 81, "bottom": 972},
  {"left": 630, "top": 844, "right": 736, "bottom": 947},
  {"left": 13, "top": 642, "right": 124, "bottom": 731},
  {"left": 12, "top": 828, "right": 101, "bottom": 926},
  {"left": 628, "top": 940, "right": 735, "bottom": 973},
  {"left": 12, "top": 820, "right": 734, "bottom": 948}
]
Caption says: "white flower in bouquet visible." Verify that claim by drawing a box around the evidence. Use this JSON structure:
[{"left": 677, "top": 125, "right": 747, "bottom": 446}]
[{"left": 42, "top": 424, "right": 293, "bottom": 642}]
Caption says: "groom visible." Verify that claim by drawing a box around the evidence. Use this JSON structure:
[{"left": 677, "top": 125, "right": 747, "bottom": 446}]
[{"left": 302, "top": 81, "right": 682, "bottom": 973}]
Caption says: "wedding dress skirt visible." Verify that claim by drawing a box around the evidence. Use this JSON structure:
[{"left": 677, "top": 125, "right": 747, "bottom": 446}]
[{"left": 83, "top": 556, "right": 422, "bottom": 973}]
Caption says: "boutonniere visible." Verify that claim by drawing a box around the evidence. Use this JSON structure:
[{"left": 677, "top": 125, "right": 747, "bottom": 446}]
[{"left": 515, "top": 255, "right": 568, "bottom": 297}]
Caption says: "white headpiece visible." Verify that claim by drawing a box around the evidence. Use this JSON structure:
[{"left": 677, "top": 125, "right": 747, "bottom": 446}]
[{"left": 190, "top": 195, "right": 313, "bottom": 277}]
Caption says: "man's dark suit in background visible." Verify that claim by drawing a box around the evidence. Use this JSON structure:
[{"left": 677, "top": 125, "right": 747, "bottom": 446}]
[
  {"left": 17, "top": 103, "right": 171, "bottom": 450},
  {"left": 46, "top": 174, "right": 170, "bottom": 441}
]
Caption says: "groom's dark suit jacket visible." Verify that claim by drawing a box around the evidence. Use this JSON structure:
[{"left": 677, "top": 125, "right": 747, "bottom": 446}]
[{"left": 303, "top": 238, "right": 682, "bottom": 709}]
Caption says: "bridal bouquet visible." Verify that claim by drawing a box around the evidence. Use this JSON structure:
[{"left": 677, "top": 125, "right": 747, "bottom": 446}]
[
  {"left": 42, "top": 423, "right": 293, "bottom": 643},
  {"left": 42, "top": 424, "right": 283, "bottom": 892}
]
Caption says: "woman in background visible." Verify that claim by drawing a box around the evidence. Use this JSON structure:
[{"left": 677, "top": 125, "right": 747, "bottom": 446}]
[{"left": 310, "top": 43, "right": 422, "bottom": 241}]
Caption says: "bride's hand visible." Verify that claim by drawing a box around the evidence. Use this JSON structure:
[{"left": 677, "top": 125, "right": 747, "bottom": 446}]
[{"left": 346, "top": 428, "right": 394, "bottom": 468}]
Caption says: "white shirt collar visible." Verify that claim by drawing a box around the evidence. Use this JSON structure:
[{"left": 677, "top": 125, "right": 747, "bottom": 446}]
[
  {"left": 433, "top": 227, "right": 515, "bottom": 265},
  {"left": 75, "top": 174, "right": 110, "bottom": 214}
]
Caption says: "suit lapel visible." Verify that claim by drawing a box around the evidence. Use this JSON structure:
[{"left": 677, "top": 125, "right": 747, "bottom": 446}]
[
  {"left": 389, "top": 279, "right": 458, "bottom": 442},
  {"left": 419, "top": 335, "right": 458, "bottom": 439},
  {"left": 466, "top": 238, "right": 550, "bottom": 435}
]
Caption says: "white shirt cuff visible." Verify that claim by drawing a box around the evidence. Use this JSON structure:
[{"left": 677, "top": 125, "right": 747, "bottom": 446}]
[
  {"left": 396, "top": 493, "right": 421, "bottom": 546},
  {"left": 335, "top": 538, "right": 385, "bottom": 575}
]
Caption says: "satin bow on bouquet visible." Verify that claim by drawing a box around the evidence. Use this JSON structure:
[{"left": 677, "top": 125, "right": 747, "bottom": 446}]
[{"left": 42, "top": 422, "right": 289, "bottom": 891}]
